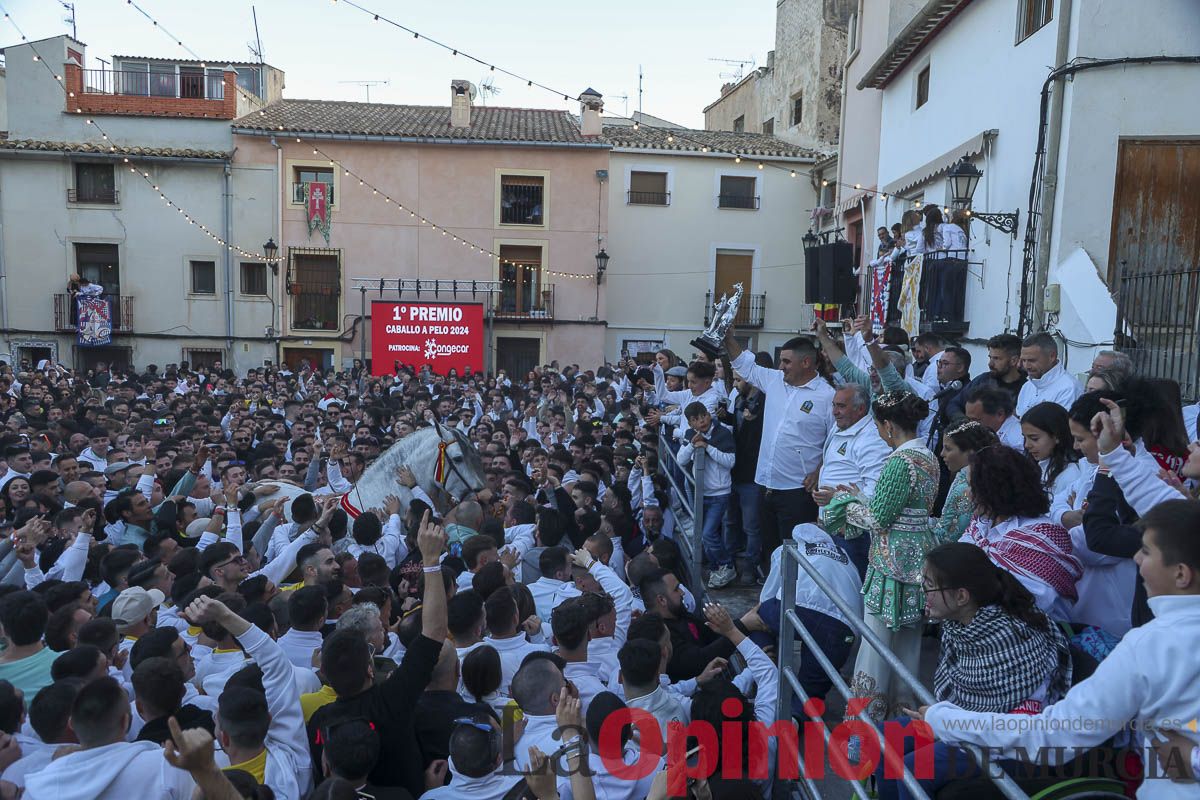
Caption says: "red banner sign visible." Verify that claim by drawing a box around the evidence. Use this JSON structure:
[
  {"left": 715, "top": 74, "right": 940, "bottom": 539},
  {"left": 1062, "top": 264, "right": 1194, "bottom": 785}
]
[
  {"left": 306, "top": 182, "right": 331, "bottom": 243},
  {"left": 371, "top": 301, "right": 485, "bottom": 376}
]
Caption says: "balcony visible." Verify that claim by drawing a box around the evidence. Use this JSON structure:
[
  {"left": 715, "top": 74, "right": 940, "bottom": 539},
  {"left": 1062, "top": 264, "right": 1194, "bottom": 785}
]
[
  {"left": 493, "top": 284, "right": 555, "bottom": 320},
  {"left": 704, "top": 291, "right": 766, "bottom": 328},
  {"left": 718, "top": 194, "right": 760, "bottom": 210},
  {"left": 67, "top": 188, "right": 119, "bottom": 204},
  {"left": 627, "top": 190, "right": 670, "bottom": 206},
  {"left": 64, "top": 63, "right": 237, "bottom": 120},
  {"left": 83, "top": 69, "right": 225, "bottom": 100},
  {"left": 916, "top": 250, "right": 970, "bottom": 337},
  {"left": 53, "top": 294, "right": 134, "bottom": 333}
]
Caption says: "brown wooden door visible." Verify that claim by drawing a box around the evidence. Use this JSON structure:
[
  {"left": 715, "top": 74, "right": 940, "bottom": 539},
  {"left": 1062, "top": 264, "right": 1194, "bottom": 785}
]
[
  {"left": 714, "top": 251, "right": 753, "bottom": 298},
  {"left": 1109, "top": 140, "right": 1200, "bottom": 282}
]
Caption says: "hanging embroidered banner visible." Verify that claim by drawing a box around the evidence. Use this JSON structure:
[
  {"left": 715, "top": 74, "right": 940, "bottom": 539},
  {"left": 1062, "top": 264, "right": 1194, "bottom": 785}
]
[
  {"left": 77, "top": 296, "right": 113, "bottom": 347},
  {"left": 871, "top": 259, "right": 892, "bottom": 334},
  {"left": 306, "top": 182, "right": 332, "bottom": 244}
]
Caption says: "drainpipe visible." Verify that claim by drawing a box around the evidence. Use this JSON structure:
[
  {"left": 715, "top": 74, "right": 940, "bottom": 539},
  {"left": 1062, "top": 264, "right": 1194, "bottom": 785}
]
[
  {"left": 270, "top": 135, "right": 284, "bottom": 367},
  {"left": 223, "top": 161, "right": 234, "bottom": 358},
  {"left": 1031, "top": 0, "right": 1074, "bottom": 330},
  {"left": 0, "top": 183, "right": 8, "bottom": 360}
]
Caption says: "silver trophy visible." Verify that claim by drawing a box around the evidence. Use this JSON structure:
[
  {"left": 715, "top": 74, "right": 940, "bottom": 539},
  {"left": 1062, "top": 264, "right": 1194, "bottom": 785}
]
[{"left": 691, "top": 282, "right": 744, "bottom": 359}]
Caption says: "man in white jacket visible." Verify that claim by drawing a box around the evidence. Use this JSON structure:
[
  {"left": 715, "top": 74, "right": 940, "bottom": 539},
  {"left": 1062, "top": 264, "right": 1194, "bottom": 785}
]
[
  {"left": 189, "top": 594, "right": 313, "bottom": 800},
  {"left": 23, "top": 676, "right": 196, "bottom": 799},
  {"left": 1016, "top": 333, "right": 1081, "bottom": 418}
]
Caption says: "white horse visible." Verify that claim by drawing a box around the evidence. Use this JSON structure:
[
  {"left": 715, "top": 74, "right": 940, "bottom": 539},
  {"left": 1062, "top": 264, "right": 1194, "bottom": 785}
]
[{"left": 259, "top": 423, "right": 486, "bottom": 522}]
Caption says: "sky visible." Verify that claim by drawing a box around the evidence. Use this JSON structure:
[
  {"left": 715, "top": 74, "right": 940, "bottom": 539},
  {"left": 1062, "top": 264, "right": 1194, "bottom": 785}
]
[{"left": 6, "top": 0, "right": 779, "bottom": 128}]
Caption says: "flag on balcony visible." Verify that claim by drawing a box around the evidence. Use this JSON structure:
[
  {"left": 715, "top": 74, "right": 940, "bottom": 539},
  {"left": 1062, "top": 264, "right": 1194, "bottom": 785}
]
[
  {"left": 77, "top": 296, "right": 113, "bottom": 347},
  {"left": 305, "top": 182, "right": 332, "bottom": 244}
]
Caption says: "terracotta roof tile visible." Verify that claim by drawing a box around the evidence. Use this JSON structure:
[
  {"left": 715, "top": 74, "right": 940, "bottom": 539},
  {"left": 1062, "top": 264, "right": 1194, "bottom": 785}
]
[
  {"left": 234, "top": 99, "right": 601, "bottom": 145},
  {"left": 601, "top": 125, "right": 821, "bottom": 160},
  {"left": 0, "top": 139, "right": 229, "bottom": 160}
]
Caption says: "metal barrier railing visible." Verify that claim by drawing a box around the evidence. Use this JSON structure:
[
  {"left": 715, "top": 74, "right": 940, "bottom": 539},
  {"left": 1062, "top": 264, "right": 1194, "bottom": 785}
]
[
  {"left": 777, "top": 541, "right": 1030, "bottom": 800},
  {"left": 655, "top": 425, "right": 706, "bottom": 603}
]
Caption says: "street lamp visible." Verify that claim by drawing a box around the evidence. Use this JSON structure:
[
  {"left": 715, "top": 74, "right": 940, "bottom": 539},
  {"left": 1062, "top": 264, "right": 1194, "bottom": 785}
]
[
  {"left": 802, "top": 229, "right": 819, "bottom": 249},
  {"left": 263, "top": 237, "right": 279, "bottom": 273},
  {"left": 594, "top": 248, "right": 609, "bottom": 283},
  {"left": 946, "top": 157, "right": 1020, "bottom": 237}
]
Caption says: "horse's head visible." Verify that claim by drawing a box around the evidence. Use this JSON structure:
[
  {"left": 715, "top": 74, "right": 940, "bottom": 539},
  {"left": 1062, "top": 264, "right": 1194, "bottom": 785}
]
[{"left": 432, "top": 419, "right": 486, "bottom": 502}]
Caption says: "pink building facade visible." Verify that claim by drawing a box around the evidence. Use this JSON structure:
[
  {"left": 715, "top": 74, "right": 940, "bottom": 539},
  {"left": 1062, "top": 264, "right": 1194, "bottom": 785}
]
[{"left": 232, "top": 87, "right": 610, "bottom": 376}]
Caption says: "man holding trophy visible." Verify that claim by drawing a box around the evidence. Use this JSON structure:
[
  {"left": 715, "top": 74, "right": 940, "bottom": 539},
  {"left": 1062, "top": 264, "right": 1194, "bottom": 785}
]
[{"left": 691, "top": 289, "right": 833, "bottom": 572}]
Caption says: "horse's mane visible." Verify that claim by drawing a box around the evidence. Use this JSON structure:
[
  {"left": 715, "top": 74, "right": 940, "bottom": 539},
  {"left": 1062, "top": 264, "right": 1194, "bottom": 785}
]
[{"left": 355, "top": 426, "right": 438, "bottom": 496}]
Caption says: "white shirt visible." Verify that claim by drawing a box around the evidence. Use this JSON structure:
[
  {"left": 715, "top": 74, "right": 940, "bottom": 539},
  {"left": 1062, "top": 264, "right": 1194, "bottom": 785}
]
[
  {"left": 1183, "top": 401, "right": 1199, "bottom": 443},
  {"left": 731, "top": 350, "right": 834, "bottom": 489},
  {"left": 926, "top": 595, "right": 1200, "bottom": 800},
  {"left": 1015, "top": 362, "right": 1082, "bottom": 418},
  {"left": 997, "top": 414, "right": 1025, "bottom": 450},
  {"left": 277, "top": 628, "right": 324, "bottom": 669},
  {"left": 937, "top": 222, "right": 968, "bottom": 251},
  {"left": 483, "top": 634, "right": 548, "bottom": 696},
  {"left": 905, "top": 349, "right": 944, "bottom": 396},
  {"left": 817, "top": 414, "right": 891, "bottom": 500},
  {"left": 527, "top": 575, "right": 582, "bottom": 624}
]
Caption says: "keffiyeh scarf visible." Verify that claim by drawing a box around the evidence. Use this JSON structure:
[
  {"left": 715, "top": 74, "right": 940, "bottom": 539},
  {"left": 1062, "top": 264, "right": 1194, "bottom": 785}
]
[{"left": 934, "top": 604, "right": 1073, "bottom": 713}]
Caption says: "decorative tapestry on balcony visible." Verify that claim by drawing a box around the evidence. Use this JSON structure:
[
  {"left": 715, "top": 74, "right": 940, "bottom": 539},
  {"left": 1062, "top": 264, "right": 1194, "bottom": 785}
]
[
  {"left": 77, "top": 296, "right": 113, "bottom": 347},
  {"left": 304, "top": 182, "right": 332, "bottom": 244}
]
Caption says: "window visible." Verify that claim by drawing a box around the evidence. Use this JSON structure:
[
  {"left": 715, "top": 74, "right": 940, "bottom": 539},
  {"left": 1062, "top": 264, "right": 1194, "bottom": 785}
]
[
  {"left": 915, "top": 65, "right": 931, "bottom": 109},
  {"left": 732, "top": 115, "right": 745, "bottom": 133},
  {"left": 179, "top": 66, "right": 205, "bottom": 99},
  {"left": 848, "top": 12, "right": 860, "bottom": 54},
  {"left": 293, "top": 167, "right": 335, "bottom": 205},
  {"left": 240, "top": 262, "right": 268, "bottom": 295},
  {"left": 497, "top": 245, "right": 546, "bottom": 316},
  {"left": 190, "top": 260, "right": 216, "bottom": 294},
  {"left": 150, "top": 63, "right": 176, "bottom": 97},
  {"left": 185, "top": 349, "right": 224, "bottom": 371},
  {"left": 761, "top": 118, "right": 774, "bottom": 136},
  {"left": 499, "top": 175, "right": 544, "bottom": 225},
  {"left": 622, "top": 340, "right": 663, "bottom": 365},
  {"left": 628, "top": 171, "right": 669, "bottom": 205},
  {"left": 791, "top": 94, "right": 803, "bottom": 127},
  {"left": 1017, "top": 0, "right": 1053, "bottom": 42},
  {"left": 74, "top": 243, "right": 124, "bottom": 328},
  {"left": 72, "top": 163, "right": 117, "bottom": 203},
  {"left": 719, "top": 175, "right": 759, "bottom": 210},
  {"left": 236, "top": 66, "right": 262, "bottom": 98},
  {"left": 290, "top": 251, "right": 341, "bottom": 330}
]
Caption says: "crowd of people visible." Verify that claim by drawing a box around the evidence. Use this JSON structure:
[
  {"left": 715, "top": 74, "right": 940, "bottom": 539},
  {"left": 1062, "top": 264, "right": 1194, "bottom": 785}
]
[{"left": 0, "top": 312, "right": 1193, "bottom": 800}]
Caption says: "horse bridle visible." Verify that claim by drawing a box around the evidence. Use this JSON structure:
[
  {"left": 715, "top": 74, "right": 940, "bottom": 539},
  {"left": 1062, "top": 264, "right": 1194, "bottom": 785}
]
[{"left": 431, "top": 424, "right": 483, "bottom": 503}]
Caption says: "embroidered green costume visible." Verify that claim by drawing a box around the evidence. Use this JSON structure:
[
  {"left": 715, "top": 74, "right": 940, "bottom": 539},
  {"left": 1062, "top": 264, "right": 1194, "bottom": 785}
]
[
  {"left": 825, "top": 439, "right": 940, "bottom": 630},
  {"left": 933, "top": 468, "right": 974, "bottom": 545}
]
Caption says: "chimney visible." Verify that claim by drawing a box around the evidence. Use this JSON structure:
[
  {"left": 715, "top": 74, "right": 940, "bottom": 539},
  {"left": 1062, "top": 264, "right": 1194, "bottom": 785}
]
[
  {"left": 450, "top": 80, "right": 473, "bottom": 128},
  {"left": 579, "top": 88, "right": 603, "bottom": 137}
]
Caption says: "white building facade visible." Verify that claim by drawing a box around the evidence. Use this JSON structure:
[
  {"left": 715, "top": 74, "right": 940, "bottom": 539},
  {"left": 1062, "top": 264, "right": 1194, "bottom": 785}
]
[
  {"left": 602, "top": 125, "right": 819, "bottom": 362},
  {"left": 859, "top": 0, "right": 1200, "bottom": 395},
  {"left": 0, "top": 35, "right": 281, "bottom": 373}
]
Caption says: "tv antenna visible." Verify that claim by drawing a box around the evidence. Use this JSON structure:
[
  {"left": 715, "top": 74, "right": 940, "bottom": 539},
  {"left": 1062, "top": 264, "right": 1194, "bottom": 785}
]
[
  {"left": 478, "top": 76, "right": 502, "bottom": 105},
  {"left": 339, "top": 80, "right": 389, "bottom": 102},
  {"left": 60, "top": 2, "right": 76, "bottom": 39},
  {"left": 708, "top": 57, "right": 756, "bottom": 82},
  {"left": 610, "top": 93, "right": 630, "bottom": 116},
  {"left": 248, "top": 5, "right": 265, "bottom": 63}
]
